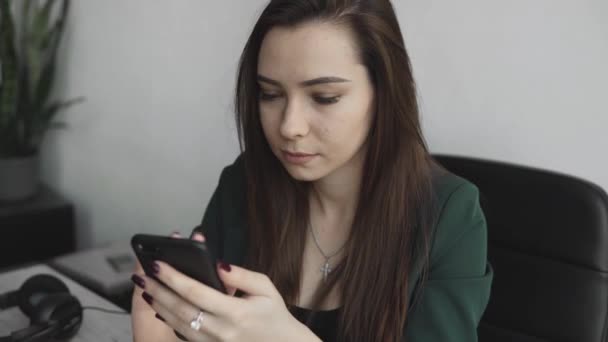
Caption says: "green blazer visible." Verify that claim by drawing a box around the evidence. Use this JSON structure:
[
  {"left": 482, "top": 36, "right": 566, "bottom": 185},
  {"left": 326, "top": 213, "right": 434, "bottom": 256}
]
[{"left": 193, "top": 155, "right": 494, "bottom": 341}]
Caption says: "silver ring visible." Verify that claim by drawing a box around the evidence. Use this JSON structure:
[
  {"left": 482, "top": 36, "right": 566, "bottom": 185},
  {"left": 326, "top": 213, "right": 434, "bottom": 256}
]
[{"left": 189, "top": 310, "right": 204, "bottom": 331}]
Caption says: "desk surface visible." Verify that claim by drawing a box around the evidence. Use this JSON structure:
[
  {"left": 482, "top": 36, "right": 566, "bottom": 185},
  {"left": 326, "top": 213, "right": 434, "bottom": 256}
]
[{"left": 0, "top": 264, "right": 132, "bottom": 341}]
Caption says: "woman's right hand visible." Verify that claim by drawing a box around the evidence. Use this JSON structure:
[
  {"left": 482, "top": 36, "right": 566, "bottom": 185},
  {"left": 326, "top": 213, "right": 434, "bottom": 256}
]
[{"left": 131, "top": 231, "right": 211, "bottom": 342}]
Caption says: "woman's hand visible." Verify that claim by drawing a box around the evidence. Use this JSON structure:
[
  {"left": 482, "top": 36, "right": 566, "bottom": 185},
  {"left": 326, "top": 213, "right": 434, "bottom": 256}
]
[
  {"left": 131, "top": 231, "right": 190, "bottom": 342},
  {"left": 134, "top": 249, "right": 320, "bottom": 342}
]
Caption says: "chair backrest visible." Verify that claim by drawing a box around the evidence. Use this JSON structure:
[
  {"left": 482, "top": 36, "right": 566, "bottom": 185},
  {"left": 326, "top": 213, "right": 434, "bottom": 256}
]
[{"left": 434, "top": 154, "right": 608, "bottom": 342}]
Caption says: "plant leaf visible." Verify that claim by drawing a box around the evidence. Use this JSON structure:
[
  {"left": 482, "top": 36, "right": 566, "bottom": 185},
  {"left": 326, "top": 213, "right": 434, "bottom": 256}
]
[
  {"left": 34, "top": 0, "right": 69, "bottom": 113},
  {"left": 34, "top": 0, "right": 71, "bottom": 122},
  {"left": 0, "top": 1, "right": 18, "bottom": 118},
  {"left": 2, "top": 0, "right": 75, "bottom": 156},
  {"left": 34, "top": 0, "right": 56, "bottom": 46},
  {"left": 28, "top": 96, "right": 83, "bottom": 150}
]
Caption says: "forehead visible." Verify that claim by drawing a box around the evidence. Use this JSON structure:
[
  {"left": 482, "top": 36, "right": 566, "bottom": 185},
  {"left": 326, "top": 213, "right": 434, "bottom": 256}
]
[{"left": 257, "top": 21, "right": 363, "bottom": 82}]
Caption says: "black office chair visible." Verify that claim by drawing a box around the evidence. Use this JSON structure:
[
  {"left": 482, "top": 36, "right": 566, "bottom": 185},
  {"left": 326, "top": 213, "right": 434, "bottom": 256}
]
[{"left": 433, "top": 154, "right": 608, "bottom": 342}]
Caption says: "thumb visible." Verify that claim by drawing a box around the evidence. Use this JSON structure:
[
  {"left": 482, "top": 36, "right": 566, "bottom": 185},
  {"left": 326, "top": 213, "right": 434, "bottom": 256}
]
[{"left": 216, "top": 262, "right": 277, "bottom": 298}]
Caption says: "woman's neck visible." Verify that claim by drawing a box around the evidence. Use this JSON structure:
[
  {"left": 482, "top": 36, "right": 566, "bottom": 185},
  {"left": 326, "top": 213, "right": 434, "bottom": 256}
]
[
  {"left": 310, "top": 184, "right": 357, "bottom": 226},
  {"left": 310, "top": 149, "right": 366, "bottom": 227}
]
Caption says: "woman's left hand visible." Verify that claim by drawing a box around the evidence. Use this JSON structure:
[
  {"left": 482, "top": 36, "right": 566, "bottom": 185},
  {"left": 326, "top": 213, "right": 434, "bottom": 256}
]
[{"left": 136, "top": 259, "right": 320, "bottom": 342}]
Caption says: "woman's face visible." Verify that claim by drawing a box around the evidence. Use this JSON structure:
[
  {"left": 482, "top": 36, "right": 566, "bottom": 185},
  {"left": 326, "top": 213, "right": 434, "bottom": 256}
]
[{"left": 257, "top": 22, "right": 375, "bottom": 182}]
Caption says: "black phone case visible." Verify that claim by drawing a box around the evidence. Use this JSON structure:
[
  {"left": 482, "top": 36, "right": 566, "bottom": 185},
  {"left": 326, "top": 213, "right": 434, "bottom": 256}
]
[{"left": 131, "top": 233, "right": 226, "bottom": 294}]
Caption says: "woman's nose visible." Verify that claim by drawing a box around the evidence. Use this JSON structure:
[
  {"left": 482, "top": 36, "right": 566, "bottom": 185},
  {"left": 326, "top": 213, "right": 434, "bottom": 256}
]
[{"left": 279, "top": 98, "right": 309, "bottom": 139}]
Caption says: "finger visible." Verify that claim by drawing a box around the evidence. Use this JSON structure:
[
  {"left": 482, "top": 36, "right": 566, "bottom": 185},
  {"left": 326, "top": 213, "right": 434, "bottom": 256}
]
[
  {"left": 191, "top": 232, "right": 206, "bottom": 242},
  {"left": 134, "top": 258, "right": 144, "bottom": 273},
  {"left": 152, "top": 260, "right": 241, "bottom": 317},
  {"left": 133, "top": 229, "right": 181, "bottom": 286},
  {"left": 154, "top": 306, "right": 223, "bottom": 342},
  {"left": 225, "top": 285, "right": 237, "bottom": 297},
  {"left": 217, "top": 266, "right": 237, "bottom": 297},
  {"left": 130, "top": 273, "right": 152, "bottom": 313},
  {"left": 140, "top": 274, "right": 226, "bottom": 341},
  {"left": 216, "top": 262, "right": 278, "bottom": 298}
]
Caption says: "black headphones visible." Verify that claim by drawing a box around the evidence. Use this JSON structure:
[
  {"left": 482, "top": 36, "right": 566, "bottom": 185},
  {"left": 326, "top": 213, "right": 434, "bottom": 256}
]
[{"left": 0, "top": 274, "right": 83, "bottom": 342}]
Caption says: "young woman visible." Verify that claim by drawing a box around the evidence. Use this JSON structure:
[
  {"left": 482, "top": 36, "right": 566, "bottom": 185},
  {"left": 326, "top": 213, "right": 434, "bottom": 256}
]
[{"left": 131, "top": 0, "right": 493, "bottom": 341}]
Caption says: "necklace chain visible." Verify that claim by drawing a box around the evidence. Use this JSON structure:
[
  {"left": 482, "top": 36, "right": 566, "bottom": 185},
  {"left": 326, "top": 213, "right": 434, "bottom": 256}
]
[{"left": 309, "top": 222, "right": 347, "bottom": 282}]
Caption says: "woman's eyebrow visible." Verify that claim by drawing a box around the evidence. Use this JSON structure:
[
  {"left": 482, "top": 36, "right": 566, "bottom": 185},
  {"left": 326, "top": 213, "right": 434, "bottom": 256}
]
[{"left": 257, "top": 75, "right": 351, "bottom": 87}]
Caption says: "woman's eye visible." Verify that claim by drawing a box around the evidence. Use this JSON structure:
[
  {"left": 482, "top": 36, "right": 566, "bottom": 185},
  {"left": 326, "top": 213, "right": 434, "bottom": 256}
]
[
  {"left": 259, "top": 92, "right": 281, "bottom": 102},
  {"left": 314, "top": 95, "right": 340, "bottom": 105}
]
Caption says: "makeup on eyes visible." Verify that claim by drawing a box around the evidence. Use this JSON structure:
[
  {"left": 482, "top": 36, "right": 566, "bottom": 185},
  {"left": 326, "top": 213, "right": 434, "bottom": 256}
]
[{"left": 259, "top": 91, "right": 341, "bottom": 105}]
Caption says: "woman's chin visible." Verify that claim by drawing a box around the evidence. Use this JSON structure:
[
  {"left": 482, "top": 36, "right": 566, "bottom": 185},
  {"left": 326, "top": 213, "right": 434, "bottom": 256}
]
[{"left": 281, "top": 163, "right": 324, "bottom": 182}]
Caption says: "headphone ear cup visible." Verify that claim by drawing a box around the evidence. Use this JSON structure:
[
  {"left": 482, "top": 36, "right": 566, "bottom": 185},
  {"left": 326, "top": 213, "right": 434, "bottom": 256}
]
[
  {"left": 30, "top": 293, "right": 83, "bottom": 340},
  {"left": 17, "top": 274, "right": 70, "bottom": 318}
]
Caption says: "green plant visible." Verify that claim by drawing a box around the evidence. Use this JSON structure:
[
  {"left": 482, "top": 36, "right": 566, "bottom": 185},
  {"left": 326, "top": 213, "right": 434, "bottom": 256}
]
[{"left": 0, "top": 0, "right": 82, "bottom": 158}]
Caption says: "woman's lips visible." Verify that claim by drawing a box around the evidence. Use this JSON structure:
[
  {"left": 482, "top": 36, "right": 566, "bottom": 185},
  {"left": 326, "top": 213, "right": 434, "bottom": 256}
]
[{"left": 282, "top": 150, "right": 318, "bottom": 165}]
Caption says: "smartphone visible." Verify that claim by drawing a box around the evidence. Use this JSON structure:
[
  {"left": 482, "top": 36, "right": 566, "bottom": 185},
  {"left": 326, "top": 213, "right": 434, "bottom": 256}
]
[{"left": 131, "top": 233, "right": 226, "bottom": 294}]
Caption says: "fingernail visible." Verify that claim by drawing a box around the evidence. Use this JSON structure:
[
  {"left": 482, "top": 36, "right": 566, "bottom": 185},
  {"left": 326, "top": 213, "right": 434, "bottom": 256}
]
[
  {"left": 218, "top": 261, "right": 231, "bottom": 272},
  {"left": 130, "top": 274, "right": 145, "bottom": 289},
  {"left": 175, "top": 330, "right": 188, "bottom": 341},
  {"left": 151, "top": 261, "right": 160, "bottom": 275},
  {"left": 155, "top": 313, "right": 166, "bottom": 322},
  {"left": 142, "top": 292, "right": 153, "bottom": 305}
]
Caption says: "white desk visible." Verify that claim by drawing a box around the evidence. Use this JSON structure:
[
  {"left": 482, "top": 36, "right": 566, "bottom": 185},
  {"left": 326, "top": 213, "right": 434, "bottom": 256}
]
[{"left": 0, "top": 264, "right": 132, "bottom": 341}]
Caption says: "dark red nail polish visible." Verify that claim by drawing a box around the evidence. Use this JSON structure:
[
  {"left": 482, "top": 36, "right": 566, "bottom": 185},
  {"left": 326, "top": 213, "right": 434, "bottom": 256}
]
[
  {"left": 218, "top": 261, "right": 231, "bottom": 272},
  {"left": 155, "top": 313, "right": 166, "bottom": 322},
  {"left": 131, "top": 274, "right": 145, "bottom": 289},
  {"left": 151, "top": 261, "right": 160, "bottom": 274},
  {"left": 142, "top": 292, "right": 153, "bottom": 305}
]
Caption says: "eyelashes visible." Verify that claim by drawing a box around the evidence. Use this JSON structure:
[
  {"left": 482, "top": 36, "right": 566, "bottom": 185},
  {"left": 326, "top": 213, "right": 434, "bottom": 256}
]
[
  {"left": 314, "top": 95, "right": 340, "bottom": 105},
  {"left": 259, "top": 92, "right": 341, "bottom": 105},
  {"left": 259, "top": 93, "right": 281, "bottom": 101}
]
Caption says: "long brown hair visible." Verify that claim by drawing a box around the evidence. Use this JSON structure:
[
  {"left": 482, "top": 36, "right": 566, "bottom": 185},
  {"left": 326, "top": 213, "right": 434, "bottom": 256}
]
[{"left": 235, "top": 1, "right": 437, "bottom": 340}]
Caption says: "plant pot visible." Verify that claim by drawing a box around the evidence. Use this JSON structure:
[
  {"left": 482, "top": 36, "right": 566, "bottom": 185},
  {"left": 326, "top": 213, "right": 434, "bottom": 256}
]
[{"left": 0, "top": 154, "right": 40, "bottom": 203}]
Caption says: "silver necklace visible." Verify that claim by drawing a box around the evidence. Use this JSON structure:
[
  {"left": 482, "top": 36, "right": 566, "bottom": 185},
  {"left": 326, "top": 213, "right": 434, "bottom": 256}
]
[{"left": 309, "top": 222, "right": 347, "bottom": 282}]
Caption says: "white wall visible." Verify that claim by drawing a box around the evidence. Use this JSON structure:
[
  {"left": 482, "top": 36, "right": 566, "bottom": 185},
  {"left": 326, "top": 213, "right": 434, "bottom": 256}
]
[
  {"left": 42, "top": 0, "right": 608, "bottom": 249},
  {"left": 396, "top": 0, "right": 608, "bottom": 187}
]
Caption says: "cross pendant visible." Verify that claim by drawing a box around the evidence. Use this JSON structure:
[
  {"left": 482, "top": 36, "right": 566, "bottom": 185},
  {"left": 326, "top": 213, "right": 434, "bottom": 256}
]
[{"left": 320, "top": 261, "right": 332, "bottom": 282}]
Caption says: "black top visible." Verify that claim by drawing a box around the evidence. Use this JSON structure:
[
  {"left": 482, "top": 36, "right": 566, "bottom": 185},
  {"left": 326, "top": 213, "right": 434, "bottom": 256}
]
[{"left": 290, "top": 305, "right": 340, "bottom": 341}]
